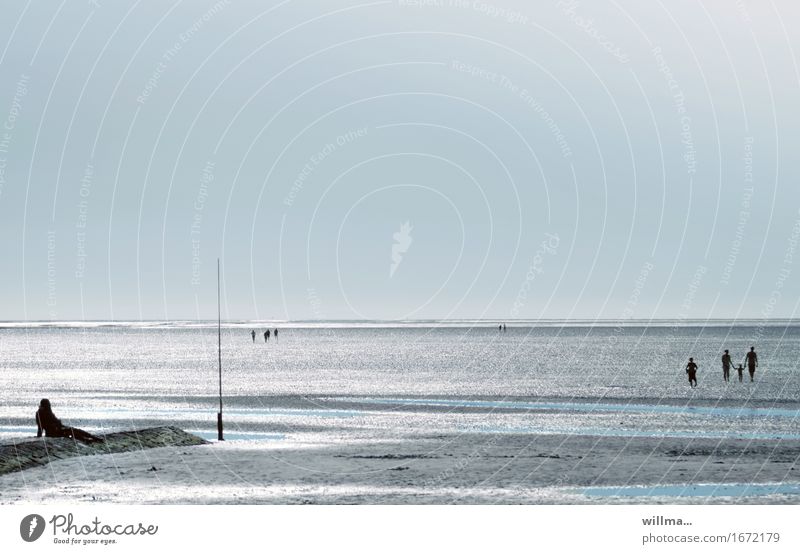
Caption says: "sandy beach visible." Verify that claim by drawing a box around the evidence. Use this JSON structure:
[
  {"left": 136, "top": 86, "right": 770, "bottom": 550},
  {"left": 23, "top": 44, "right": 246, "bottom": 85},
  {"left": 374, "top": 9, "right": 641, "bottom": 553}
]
[{"left": 2, "top": 395, "right": 799, "bottom": 505}]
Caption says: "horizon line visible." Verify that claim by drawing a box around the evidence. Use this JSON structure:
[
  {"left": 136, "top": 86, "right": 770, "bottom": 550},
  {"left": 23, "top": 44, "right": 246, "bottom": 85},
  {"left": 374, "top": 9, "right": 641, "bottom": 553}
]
[{"left": 2, "top": 317, "right": 800, "bottom": 324}]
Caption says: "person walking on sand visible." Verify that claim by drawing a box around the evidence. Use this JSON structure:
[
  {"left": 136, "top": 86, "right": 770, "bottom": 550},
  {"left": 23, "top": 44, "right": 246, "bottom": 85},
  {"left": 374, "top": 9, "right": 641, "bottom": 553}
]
[
  {"left": 274, "top": 328, "right": 278, "bottom": 341},
  {"left": 736, "top": 364, "right": 744, "bottom": 383},
  {"left": 251, "top": 329, "right": 256, "bottom": 342},
  {"left": 745, "top": 346, "right": 758, "bottom": 382},
  {"left": 263, "top": 330, "right": 269, "bottom": 343},
  {"left": 721, "top": 349, "right": 732, "bottom": 383},
  {"left": 685, "top": 357, "right": 698, "bottom": 388},
  {"left": 36, "top": 399, "right": 103, "bottom": 443}
]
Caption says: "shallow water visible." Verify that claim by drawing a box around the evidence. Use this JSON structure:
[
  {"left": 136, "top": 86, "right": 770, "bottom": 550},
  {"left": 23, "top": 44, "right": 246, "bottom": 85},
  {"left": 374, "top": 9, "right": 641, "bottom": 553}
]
[
  {"left": 341, "top": 396, "right": 800, "bottom": 418},
  {"left": 1, "top": 322, "right": 799, "bottom": 504},
  {"left": 582, "top": 483, "right": 800, "bottom": 498},
  {"left": 1, "top": 322, "right": 799, "bottom": 439}
]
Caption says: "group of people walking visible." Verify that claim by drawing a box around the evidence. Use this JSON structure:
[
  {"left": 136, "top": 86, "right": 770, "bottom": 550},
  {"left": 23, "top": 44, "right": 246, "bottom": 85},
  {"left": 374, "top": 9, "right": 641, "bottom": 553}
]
[
  {"left": 685, "top": 347, "right": 759, "bottom": 388},
  {"left": 251, "top": 328, "right": 278, "bottom": 343}
]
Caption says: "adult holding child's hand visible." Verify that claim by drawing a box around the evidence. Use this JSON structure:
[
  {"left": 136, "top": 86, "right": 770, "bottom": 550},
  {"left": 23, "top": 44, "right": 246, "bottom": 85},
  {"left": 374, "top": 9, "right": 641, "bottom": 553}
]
[{"left": 745, "top": 347, "right": 758, "bottom": 382}]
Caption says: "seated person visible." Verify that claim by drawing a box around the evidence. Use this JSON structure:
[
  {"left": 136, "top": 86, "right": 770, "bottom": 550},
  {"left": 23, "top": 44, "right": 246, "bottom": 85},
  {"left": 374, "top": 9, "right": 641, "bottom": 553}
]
[{"left": 36, "top": 399, "right": 103, "bottom": 443}]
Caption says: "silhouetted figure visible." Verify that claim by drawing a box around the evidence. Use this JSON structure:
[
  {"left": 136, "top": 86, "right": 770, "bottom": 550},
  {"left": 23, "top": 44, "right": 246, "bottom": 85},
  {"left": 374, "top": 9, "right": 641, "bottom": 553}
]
[
  {"left": 745, "top": 347, "right": 758, "bottom": 382},
  {"left": 498, "top": 324, "right": 502, "bottom": 331},
  {"left": 685, "top": 358, "right": 698, "bottom": 388},
  {"left": 265, "top": 329, "right": 271, "bottom": 342},
  {"left": 503, "top": 323, "right": 507, "bottom": 332},
  {"left": 721, "top": 349, "right": 732, "bottom": 383},
  {"left": 736, "top": 364, "right": 744, "bottom": 383},
  {"left": 251, "top": 330, "right": 256, "bottom": 342},
  {"left": 35, "top": 399, "right": 102, "bottom": 443},
  {"left": 274, "top": 328, "right": 278, "bottom": 341}
]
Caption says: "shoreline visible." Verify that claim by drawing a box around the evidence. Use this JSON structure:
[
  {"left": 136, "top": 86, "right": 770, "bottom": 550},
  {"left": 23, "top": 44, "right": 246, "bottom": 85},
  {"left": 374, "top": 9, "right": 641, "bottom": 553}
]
[{"left": 1, "top": 430, "right": 797, "bottom": 504}]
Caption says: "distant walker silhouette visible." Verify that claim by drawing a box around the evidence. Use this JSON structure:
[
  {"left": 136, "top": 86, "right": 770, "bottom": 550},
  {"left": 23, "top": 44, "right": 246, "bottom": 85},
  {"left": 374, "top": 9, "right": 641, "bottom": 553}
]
[{"left": 685, "top": 358, "right": 698, "bottom": 388}]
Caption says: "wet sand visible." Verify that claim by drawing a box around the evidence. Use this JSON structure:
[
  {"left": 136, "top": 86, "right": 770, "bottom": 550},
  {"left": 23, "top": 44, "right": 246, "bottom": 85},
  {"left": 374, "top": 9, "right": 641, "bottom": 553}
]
[{"left": 2, "top": 397, "right": 798, "bottom": 504}]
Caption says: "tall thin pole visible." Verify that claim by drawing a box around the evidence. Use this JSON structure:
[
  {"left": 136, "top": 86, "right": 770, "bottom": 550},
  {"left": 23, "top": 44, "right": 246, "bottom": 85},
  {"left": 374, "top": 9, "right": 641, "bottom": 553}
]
[{"left": 217, "top": 258, "right": 224, "bottom": 441}]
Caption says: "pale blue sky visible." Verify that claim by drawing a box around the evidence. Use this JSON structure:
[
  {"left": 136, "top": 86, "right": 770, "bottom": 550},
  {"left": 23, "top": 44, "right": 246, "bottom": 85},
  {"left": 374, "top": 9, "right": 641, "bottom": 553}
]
[{"left": 1, "top": 0, "right": 799, "bottom": 321}]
